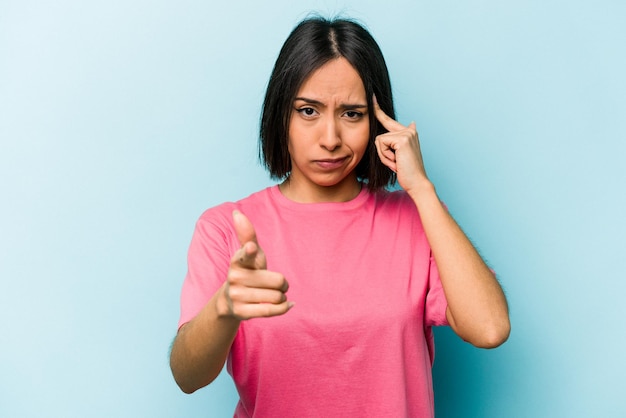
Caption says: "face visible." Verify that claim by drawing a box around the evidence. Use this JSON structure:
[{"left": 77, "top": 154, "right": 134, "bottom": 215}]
[{"left": 285, "top": 57, "right": 369, "bottom": 202}]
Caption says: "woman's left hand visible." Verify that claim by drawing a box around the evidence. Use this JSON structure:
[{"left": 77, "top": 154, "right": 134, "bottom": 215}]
[
  {"left": 374, "top": 99, "right": 510, "bottom": 348},
  {"left": 373, "top": 98, "right": 430, "bottom": 194}
]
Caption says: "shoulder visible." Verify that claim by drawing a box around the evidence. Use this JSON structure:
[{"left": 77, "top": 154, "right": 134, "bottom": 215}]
[
  {"left": 195, "top": 187, "right": 275, "bottom": 234},
  {"left": 371, "top": 188, "right": 417, "bottom": 212},
  {"left": 367, "top": 188, "right": 428, "bottom": 234}
]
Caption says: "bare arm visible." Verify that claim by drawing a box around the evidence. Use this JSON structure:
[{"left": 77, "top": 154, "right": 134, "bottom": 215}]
[
  {"left": 374, "top": 99, "right": 510, "bottom": 348},
  {"left": 170, "top": 286, "right": 240, "bottom": 393},
  {"left": 170, "top": 211, "right": 293, "bottom": 393},
  {"left": 407, "top": 181, "right": 509, "bottom": 347}
]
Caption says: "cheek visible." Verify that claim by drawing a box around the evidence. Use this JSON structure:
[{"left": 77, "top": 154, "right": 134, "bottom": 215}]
[
  {"left": 356, "top": 125, "right": 370, "bottom": 153},
  {"left": 287, "top": 120, "right": 298, "bottom": 155},
  {"left": 287, "top": 140, "right": 293, "bottom": 158},
  {"left": 286, "top": 131, "right": 298, "bottom": 157}
]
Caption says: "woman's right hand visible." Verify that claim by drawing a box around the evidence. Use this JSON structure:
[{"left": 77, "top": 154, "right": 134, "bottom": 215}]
[{"left": 217, "top": 210, "right": 293, "bottom": 320}]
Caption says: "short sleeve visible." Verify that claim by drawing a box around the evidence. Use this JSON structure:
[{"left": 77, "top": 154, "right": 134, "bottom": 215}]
[
  {"left": 423, "top": 252, "right": 449, "bottom": 364},
  {"left": 424, "top": 253, "right": 449, "bottom": 327},
  {"left": 178, "top": 208, "right": 237, "bottom": 329}
]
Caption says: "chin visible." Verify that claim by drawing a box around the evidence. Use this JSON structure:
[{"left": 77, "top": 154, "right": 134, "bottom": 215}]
[{"left": 312, "top": 175, "right": 349, "bottom": 188}]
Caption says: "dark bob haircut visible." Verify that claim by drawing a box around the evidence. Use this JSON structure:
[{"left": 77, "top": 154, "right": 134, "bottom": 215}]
[{"left": 260, "top": 16, "right": 396, "bottom": 191}]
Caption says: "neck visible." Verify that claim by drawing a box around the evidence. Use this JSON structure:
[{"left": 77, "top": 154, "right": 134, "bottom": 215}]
[{"left": 279, "top": 176, "right": 362, "bottom": 203}]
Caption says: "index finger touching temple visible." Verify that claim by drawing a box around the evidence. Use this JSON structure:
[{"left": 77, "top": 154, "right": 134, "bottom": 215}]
[{"left": 373, "top": 95, "right": 405, "bottom": 131}]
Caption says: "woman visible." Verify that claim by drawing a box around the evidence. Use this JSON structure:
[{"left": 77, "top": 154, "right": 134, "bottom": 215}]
[{"left": 170, "top": 16, "right": 510, "bottom": 417}]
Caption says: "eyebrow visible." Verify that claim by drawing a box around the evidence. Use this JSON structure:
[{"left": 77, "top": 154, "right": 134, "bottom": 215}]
[{"left": 293, "top": 97, "right": 368, "bottom": 109}]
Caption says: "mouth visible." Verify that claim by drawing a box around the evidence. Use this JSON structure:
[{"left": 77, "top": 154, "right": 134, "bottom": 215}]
[{"left": 313, "top": 157, "right": 349, "bottom": 170}]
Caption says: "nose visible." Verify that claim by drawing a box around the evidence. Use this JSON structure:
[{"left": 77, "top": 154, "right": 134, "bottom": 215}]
[{"left": 319, "top": 116, "right": 341, "bottom": 151}]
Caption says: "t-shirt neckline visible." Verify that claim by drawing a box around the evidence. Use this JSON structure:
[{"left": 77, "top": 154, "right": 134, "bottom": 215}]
[{"left": 268, "top": 184, "right": 371, "bottom": 212}]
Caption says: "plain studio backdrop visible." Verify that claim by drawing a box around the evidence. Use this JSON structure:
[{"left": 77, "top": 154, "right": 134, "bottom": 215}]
[{"left": 1, "top": 1, "right": 624, "bottom": 417}]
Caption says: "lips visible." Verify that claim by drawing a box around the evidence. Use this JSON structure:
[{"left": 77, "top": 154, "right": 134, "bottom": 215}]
[{"left": 313, "top": 157, "right": 349, "bottom": 170}]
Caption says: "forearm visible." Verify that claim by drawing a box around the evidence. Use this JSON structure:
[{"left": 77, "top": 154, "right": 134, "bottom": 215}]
[
  {"left": 170, "top": 285, "right": 240, "bottom": 393},
  {"left": 408, "top": 181, "right": 510, "bottom": 348}
]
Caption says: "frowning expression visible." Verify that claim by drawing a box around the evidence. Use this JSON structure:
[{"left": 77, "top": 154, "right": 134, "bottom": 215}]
[{"left": 286, "top": 57, "right": 369, "bottom": 201}]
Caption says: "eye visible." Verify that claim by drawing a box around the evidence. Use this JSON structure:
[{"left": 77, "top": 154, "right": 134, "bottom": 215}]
[
  {"left": 295, "top": 107, "right": 317, "bottom": 117},
  {"left": 344, "top": 110, "right": 364, "bottom": 120}
]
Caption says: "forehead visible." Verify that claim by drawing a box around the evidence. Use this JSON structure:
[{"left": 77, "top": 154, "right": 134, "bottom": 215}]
[{"left": 296, "top": 57, "right": 365, "bottom": 101}]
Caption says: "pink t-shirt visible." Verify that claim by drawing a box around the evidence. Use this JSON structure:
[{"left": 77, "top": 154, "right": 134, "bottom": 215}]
[{"left": 179, "top": 186, "right": 449, "bottom": 417}]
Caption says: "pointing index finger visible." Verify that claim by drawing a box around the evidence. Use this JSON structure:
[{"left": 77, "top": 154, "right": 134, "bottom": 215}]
[
  {"left": 233, "top": 210, "right": 258, "bottom": 246},
  {"left": 232, "top": 210, "right": 266, "bottom": 270},
  {"left": 373, "top": 95, "right": 406, "bottom": 132}
]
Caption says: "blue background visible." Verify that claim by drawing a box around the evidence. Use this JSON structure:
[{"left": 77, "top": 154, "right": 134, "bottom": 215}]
[{"left": 1, "top": 1, "right": 624, "bottom": 417}]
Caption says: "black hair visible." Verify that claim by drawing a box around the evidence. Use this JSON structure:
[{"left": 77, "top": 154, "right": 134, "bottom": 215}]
[{"left": 260, "top": 16, "right": 396, "bottom": 190}]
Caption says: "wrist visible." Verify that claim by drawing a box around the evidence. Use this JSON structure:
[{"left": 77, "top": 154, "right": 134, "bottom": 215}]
[{"left": 406, "top": 178, "right": 437, "bottom": 205}]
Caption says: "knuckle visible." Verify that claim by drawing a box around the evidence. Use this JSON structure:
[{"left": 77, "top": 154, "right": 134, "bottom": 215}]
[
  {"left": 227, "top": 285, "right": 243, "bottom": 300},
  {"left": 227, "top": 269, "right": 242, "bottom": 285},
  {"left": 275, "top": 274, "right": 288, "bottom": 291},
  {"left": 270, "top": 291, "right": 287, "bottom": 304}
]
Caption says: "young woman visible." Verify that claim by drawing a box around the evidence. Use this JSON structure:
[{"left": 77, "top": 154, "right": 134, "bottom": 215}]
[{"left": 170, "top": 16, "right": 510, "bottom": 417}]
